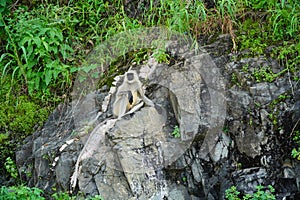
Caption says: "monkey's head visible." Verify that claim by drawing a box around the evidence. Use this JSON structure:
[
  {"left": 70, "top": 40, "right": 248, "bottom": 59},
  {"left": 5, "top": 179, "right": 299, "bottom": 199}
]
[
  {"left": 125, "top": 70, "right": 137, "bottom": 83},
  {"left": 127, "top": 72, "right": 134, "bottom": 81}
]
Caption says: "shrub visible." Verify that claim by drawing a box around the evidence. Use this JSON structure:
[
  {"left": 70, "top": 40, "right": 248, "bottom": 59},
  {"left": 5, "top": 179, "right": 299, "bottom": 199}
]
[
  {"left": 0, "top": 185, "right": 45, "bottom": 200},
  {"left": 0, "top": 185, "right": 105, "bottom": 200},
  {"left": 225, "top": 185, "right": 276, "bottom": 200},
  {"left": 0, "top": 6, "right": 74, "bottom": 94},
  {"left": 0, "top": 84, "right": 49, "bottom": 176}
]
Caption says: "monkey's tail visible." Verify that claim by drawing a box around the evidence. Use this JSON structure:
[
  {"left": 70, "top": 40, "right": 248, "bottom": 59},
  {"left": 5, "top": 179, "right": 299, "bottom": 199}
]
[{"left": 70, "top": 160, "right": 81, "bottom": 193}]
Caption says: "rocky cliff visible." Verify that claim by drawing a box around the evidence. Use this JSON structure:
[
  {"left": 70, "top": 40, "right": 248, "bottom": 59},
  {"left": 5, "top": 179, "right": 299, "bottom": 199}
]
[{"left": 16, "top": 34, "right": 300, "bottom": 199}]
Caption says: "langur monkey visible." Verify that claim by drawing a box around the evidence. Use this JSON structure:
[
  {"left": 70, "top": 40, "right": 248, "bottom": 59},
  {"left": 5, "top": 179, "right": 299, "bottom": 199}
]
[{"left": 113, "top": 70, "right": 154, "bottom": 118}]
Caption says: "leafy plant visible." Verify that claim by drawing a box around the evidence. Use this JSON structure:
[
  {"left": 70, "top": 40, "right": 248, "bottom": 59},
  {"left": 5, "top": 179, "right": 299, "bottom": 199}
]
[
  {"left": 51, "top": 192, "right": 76, "bottom": 200},
  {"left": 226, "top": 185, "right": 275, "bottom": 200},
  {"left": 1, "top": 6, "right": 74, "bottom": 94},
  {"left": 0, "top": 0, "right": 299, "bottom": 197},
  {"left": 4, "top": 157, "right": 19, "bottom": 179},
  {"left": 251, "top": 185, "right": 275, "bottom": 200},
  {"left": 291, "top": 148, "right": 300, "bottom": 160},
  {"left": 0, "top": 185, "right": 105, "bottom": 200},
  {"left": 0, "top": 133, "right": 9, "bottom": 143},
  {"left": 87, "top": 195, "right": 105, "bottom": 200},
  {"left": 272, "top": 42, "right": 300, "bottom": 80},
  {"left": 1, "top": 96, "right": 48, "bottom": 135},
  {"left": 226, "top": 186, "right": 240, "bottom": 200},
  {"left": 237, "top": 20, "right": 269, "bottom": 55},
  {"left": 251, "top": 66, "right": 285, "bottom": 83},
  {"left": 171, "top": 125, "right": 181, "bottom": 138},
  {"left": 0, "top": 86, "right": 49, "bottom": 175},
  {"left": 270, "top": 1, "right": 299, "bottom": 40},
  {"left": 292, "top": 131, "right": 300, "bottom": 160},
  {"left": 0, "top": 185, "right": 45, "bottom": 200},
  {"left": 145, "top": 0, "right": 207, "bottom": 37},
  {"left": 246, "top": 0, "right": 277, "bottom": 10},
  {"left": 216, "top": 0, "right": 237, "bottom": 18},
  {"left": 152, "top": 48, "right": 170, "bottom": 63},
  {"left": 244, "top": 0, "right": 299, "bottom": 41}
]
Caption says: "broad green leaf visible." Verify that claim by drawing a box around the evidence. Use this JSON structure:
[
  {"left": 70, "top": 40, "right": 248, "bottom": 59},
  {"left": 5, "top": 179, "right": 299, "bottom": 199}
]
[
  {"left": 28, "top": 80, "right": 35, "bottom": 94},
  {"left": 92, "top": 72, "right": 99, "bottom": 79},
  {"left": 42, "top": 41, "right": 49, "bottom": 51},
  {"left": 21, "top": 46, "right": 28, "bottom": 63},
  {"left": 40, "top": 27, "right": 50, "bottom": 35},
  {"left": 70, "top": 67, "right": 79, "bottom": 73},
  {"left": 52, "top": 69, "right": 60, "bottom": 80},
  {"left": 32, "top": 37, "right": 41, "bottom": 48},
  {"left": 25, "top": 68, "right": 32, "bottom": 78},
  {"left": 27, "top": 59, "right": 37, "bottom": 69},
  {"left": 0, "top": 0, "right": 6, "bottom": 6},
  {"left": 48, "top": 46, "right": 58, "bottom": 54},
  {"left": 65, "top": 44, "right": 74, "bottom": 52},
  {"left": 27, "top": 44, "right": 33, "bottom": 59},
  {"left": 45, "top": 70, "right": 52, "bottom": 86},
  {"left": 48, "top": 30, "right": 58, "bottom": 41},
  {"left": 57, "top": 30, "right": 63, "bottom": 42},
  {"left": 60, "top": 48, "right": 68, "bottom": 60},
  {"left": 20, "top": 36, "right": 32, "bottom": 46},
  {"left": 79, "top": 75, "right": 86, "bottom": 83}
]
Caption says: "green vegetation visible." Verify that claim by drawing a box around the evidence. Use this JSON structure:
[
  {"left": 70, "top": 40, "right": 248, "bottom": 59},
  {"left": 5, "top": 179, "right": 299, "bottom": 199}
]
[
  {"left": 0, "top": 6, "right": 75, "bottom": 94},
  {"left": 4, "top": 157, "right": 19, "bottom": 179},
  {"left": 171, "top": 125, "right": 181, "bottom": 138},
  {"left": 0, "top": 185, "right": 104, "bottom": 200},
  {"left": 0, "top": 185, "right": 45, "bottom": 200},
  {"left": 0, "top": 82, "right": 49, "bottom": 175},
  {"left": 236, "top": 0, "right": 299, "bottom": 82},
  {"left": 0, "top": 0, "right": 299, "bottom": 197},
  {"left": 251, "top": 66, "right": 285, "bottom": 83},
  {"left": 225, "top": 185, "right": 276, "bottom": 200},
  {"left": 292, "top": 131, "right": 300, "bottom": 160}
]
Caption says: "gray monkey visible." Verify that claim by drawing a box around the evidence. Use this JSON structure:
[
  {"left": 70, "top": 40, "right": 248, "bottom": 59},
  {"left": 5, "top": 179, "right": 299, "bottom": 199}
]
[{"left": 113, "top": 70, "right": 154, "bottom": 118}]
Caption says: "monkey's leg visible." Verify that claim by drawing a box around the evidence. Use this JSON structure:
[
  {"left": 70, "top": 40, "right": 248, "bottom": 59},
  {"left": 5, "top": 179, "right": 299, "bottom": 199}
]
[
  {"left": 142, "top": 96, "right": 155, "bottom": 107},
  {"left": 114, "top": 94, "right": 128, "bottom": 118},
  {"left": 112, "top": 102, "right": 120, "bottom": 117},
  {"left": 113, "top": 94, "right": 126, "bottom": 118},
  {"left": 138, "top": 88, "right": 155, "bottom": 107}
]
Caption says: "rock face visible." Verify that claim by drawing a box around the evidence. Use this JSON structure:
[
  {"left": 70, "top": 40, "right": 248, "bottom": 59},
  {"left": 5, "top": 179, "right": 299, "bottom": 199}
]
[{"left": 16, "top": 35, "right": 300, "bottom": 199}]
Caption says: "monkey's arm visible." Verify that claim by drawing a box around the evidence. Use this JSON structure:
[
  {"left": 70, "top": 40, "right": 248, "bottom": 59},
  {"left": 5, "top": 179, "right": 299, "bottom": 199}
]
[
  {"left": 113, "top": 93, "right": 128, "bottom": 118},
  {"left": 138, "top": 87, "right": 155, "bottom": 107}
]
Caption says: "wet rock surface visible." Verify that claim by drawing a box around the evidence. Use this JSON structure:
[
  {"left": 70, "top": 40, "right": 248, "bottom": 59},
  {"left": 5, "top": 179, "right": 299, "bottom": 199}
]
[{"left": 16, "top": 35, "right": 300, "bottom": 199}]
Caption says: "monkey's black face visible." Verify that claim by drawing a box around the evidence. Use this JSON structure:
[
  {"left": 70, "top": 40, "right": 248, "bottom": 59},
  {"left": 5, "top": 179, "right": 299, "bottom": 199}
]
[{"left": 127, "top": 73, "right": 134, "bottom": 81}]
